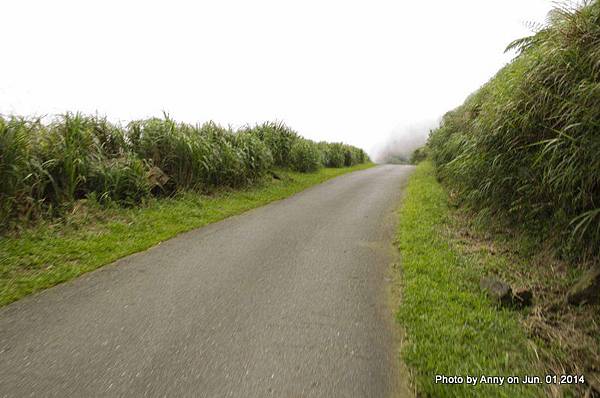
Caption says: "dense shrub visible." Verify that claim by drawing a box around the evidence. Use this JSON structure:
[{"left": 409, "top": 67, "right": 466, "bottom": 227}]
[
  {"left": 128, "top": 117, "right": 207, "bottom": 192},
  {"left": 0, "top": 117, "right": 35, "bottom": 222},
  {"left": 343, "top": 145, "right": 357, "bottom": 167},
  {"left": 42, "top": 114, "right": 100, "bottom": 202},
  {"left": 427, "top": 1, "right": 600, "bottom": 258},
  {"left": 245, "top": 122, "right": 298, "bottom": 168},
  {"left": 194, "top": 122, "right": 246, "bottom": 188},
  {"left": 228, "top": 131, "right": 273, "bottom": 185},
  {"left": 321, "top": 142, "right": 346, "bottom": 168},
  {"left": 410, "top": 147, "right": 427, "bottom": 164},
  {"left": 344, "top": 144, "right": 368, "bottom": 167},
  {"left": 87, "top": 155, "right": 151, "bottom": 205},
  {"left": 0, "top": 114, "right": 368, "bottom": 228},
  {"left": 290, "top": 139, "right": 322, "bottom": 172}
]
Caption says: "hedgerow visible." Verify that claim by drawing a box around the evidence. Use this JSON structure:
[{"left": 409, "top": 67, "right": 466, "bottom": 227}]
[{"left": 0, "top": 114, "right": 369, "bottom": 228}]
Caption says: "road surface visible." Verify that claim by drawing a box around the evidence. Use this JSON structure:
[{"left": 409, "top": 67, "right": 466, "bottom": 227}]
[{"left": 0, "top": 165, "right": 414, "bottom": 397}]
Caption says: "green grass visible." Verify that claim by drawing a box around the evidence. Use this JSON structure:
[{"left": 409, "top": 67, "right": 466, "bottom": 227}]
[
  {"left": 426, "top": 1, "right": 600, "bottom": 260},
  {"left": 395, "top": 161, "right": 543, "bottom": 397},
  {"left": 0, "top": 163, "right": 373, "bottom": 307}
]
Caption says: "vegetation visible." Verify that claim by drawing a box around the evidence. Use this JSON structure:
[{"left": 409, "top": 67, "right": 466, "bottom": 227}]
[
  {"left": 0, "top": 114, "right": 369, "bottom": 230},
  {"left": 448, "top": 195, "right": 600, "bottom": 398},
  {"left": 410, "top": 146, "right": 427, "bottom": 164},
  {"left": 325, "top": 141, "right": 368, "bottom": 167},
  {"left": 395, "top": 162, "right": 544, "bottom": 397},
  {"left": 0, "top": 112, "right": 370, "bottom": 304},
  {"left": 289, "top": 139, "right": 322, "bottom": 172},
  {"left": 426, "top": 1, "right": 600, "bottom": 261},
  {"left": 404, "top": 3, "right": 600, "bottom": 394},
  {"left": 0, "top": 163, "right": 373, "bottom": 306}
]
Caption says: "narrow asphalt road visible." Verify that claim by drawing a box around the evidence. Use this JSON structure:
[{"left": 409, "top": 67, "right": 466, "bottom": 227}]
[{"left": 0, "top": 165, "right": 414, "bottom": 397}]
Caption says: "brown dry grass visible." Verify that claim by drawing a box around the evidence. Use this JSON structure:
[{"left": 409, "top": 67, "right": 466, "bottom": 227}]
[{"left": 446, "top": 207, "right": 600, "bottom": 397}]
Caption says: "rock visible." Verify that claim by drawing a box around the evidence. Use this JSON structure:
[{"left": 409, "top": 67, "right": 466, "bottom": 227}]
[
  {"left": 147, "top": 166, "right": 169, "bottom": 188},
  {"left": 480, "top": 276, "right": 513, "bottom": 307},
  {"left": 512, "top": 287, "right": 533, "bottom": 308},
  {"left": 567, "top": 266, "right": 600, "bottom": 305}
]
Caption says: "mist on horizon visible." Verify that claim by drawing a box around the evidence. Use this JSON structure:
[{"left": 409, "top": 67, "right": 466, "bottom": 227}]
[
  {"left": 371, "top": 118, "right": 439, "bottom": 164},
  {"left": 0, "top": 0, "right": 554, "bottom": 154}
]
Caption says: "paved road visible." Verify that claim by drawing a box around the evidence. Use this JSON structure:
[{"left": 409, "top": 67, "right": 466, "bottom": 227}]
[{"left": 0, "top": 165, "right": 414, "bottom": 397}]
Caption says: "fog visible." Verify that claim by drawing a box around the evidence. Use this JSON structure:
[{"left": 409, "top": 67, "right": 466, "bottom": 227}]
[
  {"left": 0, "top": 1, "right": 554, "bottom": 157},
  {"left": 371, "top": 118, "right": 439, "bottom": 163}
]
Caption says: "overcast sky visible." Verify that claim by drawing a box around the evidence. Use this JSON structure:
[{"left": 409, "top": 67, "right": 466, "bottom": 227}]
[{"left": 1, "top": 0, "right": 554, "bottom": 156}]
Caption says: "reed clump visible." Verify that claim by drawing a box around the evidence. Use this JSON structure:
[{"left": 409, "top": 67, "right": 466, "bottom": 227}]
[
  {"left": 0, "top": 114, "right": 369, "bottom": 228},
  {"left": 427, "top": 1, "right": 600, "bottom": 259}
]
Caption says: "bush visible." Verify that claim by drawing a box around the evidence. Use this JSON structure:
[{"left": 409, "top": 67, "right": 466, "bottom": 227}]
[
  {"left": 410, "top": 147, "right": 427, "bottom": 164},
  {"left": 87, "top": 156, "right": 151, "bottom": 205},
  {"left": 0, "top": 117, "right": 34, "bottom": 223},
  {"left": 290, "top": 139, "right": 322, "bottom": 172},
  {"left": 322, "top": 142, "right": 346, "bottom": 168},
  {"left": 427, "top": 1, "right": 600, "bottom": 259},
  {"left": 42, "top": 114, "right": 100, "bottom": 202},
  {"left": 245, "top": 122, "right": 298, "bottom": 168},
  {"left": 343, "top": 145, "right": 358, "bottom": 167},
  {"left": 0, "top": 113, "right": 369, "bottom": 230},
  {"left": 128, "top": 117, "right": 207, "bottom": 192},
  {"left": 229, "top": 131, "right": 273, "bottom": 184}
]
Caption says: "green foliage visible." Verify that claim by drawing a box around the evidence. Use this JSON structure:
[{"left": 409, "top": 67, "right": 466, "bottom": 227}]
[
  {"left": 0, "top": 114, "right": 368, "bottom": 229},
  {"left": 321, "top": 142, "right": 346, "bottom": 168},
  {"left": 244, "top": 123, "right": 369, "bottom": 170},
  {"left": 0, "top": 118, "right": 27, "bottom": 220},
  {"left": 229, "top": 130, "right": 274, "bottom": 184},
  {"left": 396, "top": 162, "right": 541, "bottom": 397},
  {"left": 410, "top": 146, "right": 427, "bottom": 164},
  {"left": 244, "top": 122, "right": 298, "bottom": 167},
  {"left": 43, "top": 114, "right": 98, "bottom": 202},
  {"left": 427, "top": 1, "right": 600, "bottom": 259},
  {"left": 290, "top": 139, "right": 322, "bottom": 172},
  {"left": 128, "top": 117, "right": 210, "bottom": 192},
  {"left": 87, "top": 156, "right": 151, "bottom": 205},
  {"left": 343, "top": 145, "right": 356, "bottom": 167},
  {"left": 318, "top": 142, "right": 368, "bottom": 168},
  {"left": 344, "top": 144, "right": 368, "bottom": 166}
]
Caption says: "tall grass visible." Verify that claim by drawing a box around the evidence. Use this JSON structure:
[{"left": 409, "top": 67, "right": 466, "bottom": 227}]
[
  {"left": 427, "top": 1, "right": 600, "bottom": 259},
  {"left": 241, "top": 122, "right": 298, "bottom": 168},
  {"left": 241, "top": 123, "right": 369, "bottom": 171},
  {"left": 0, "top": 117, "right": 33, "bottom": 221},
  {"left": 289, "top": 139, "right": 322, "bottom": 172},
  {"left": 0, "top": 114, "right": 369, "bottom": 229}
]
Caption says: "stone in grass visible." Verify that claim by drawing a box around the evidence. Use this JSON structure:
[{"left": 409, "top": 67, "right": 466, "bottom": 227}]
[
  {"left": 480, "top": 276, "right": 513, "bottom": 307},
  {"left": 567, "top": 266, "right": 600, "bottom": 305},
  {"left": 512, "top": 287, "right": 533, "bottom": 308}
]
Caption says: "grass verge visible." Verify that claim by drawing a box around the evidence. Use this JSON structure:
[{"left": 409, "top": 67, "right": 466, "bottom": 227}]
[
  {"left": 395, "top": 161, "right": 545, "bottom": 397},
  {"left": 0, "top": 163, "right": 373, "bottom": 307}
]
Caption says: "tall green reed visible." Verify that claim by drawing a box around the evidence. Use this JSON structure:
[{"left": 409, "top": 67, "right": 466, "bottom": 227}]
[{"left": 427, "top": 1, "right": 600, "bottom": 259}]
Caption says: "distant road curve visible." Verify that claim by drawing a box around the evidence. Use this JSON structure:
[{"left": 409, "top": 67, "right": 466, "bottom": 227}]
[{"left": 0, "top": 165, "right": 414, "bottom": 397}]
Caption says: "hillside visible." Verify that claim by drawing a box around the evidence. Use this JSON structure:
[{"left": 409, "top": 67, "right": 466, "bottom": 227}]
[{"left": 413, "top": 1, "right": 600, "bottom": 395}]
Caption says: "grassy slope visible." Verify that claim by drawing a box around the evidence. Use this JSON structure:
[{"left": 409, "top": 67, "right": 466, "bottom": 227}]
[
  {"left": 395, "top": 161, "right": 544, "bottom": 397},
  {"left": 0, "top": 164, "right": 372, "bottom": 306}
]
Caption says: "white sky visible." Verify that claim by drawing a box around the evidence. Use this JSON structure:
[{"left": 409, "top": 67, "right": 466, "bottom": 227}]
[{"left": 1, "top": 0, "right": 553, "bottom": 156}]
